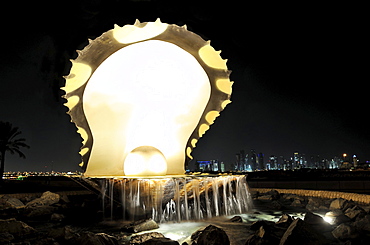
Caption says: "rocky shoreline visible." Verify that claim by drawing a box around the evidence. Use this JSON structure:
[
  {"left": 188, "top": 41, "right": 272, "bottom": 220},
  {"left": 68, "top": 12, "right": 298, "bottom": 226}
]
[{"left": 1, "top": 189, "right": 370, "bottom": 244}]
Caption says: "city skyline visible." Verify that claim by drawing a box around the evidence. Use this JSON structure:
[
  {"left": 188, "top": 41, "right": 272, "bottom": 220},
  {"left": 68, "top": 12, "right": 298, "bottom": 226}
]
[{"left": 193, "top": 149, "right": 368, "bottom": 172}]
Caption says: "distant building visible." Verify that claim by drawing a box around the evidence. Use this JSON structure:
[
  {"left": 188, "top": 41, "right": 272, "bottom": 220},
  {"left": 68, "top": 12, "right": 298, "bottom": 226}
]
[
  {"left": 268, "top": 155, "right": 278, "bottom": 170},
  {"left": 329, "top": 156, "right": 340, "bottom": 169},
  {"left": 235, "top": 150, "right": 246, "bottom": 171},
  {"left": 279, "top": 156, "right": 286, "bottom": 170},
  {"left": 257, "top": 152, "right": 264, "bottom": 170},
  {"left": 353, "top": 155, "right": 359, "bottom": 168},
  {"left": 196, "top": 160, "right": 220, "bottom": 172},
  {"left": 293, "top": 151, "right": 300, "bottom": 169},
  {"left": 250, "top": 149, "right": 257, "bottom": 171},
  {"left": 341, "top": 161, "right": 352, "bottom": 169}
]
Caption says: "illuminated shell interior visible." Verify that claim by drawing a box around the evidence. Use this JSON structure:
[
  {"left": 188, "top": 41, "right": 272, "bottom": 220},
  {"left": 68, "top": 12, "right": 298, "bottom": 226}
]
[{"left": 62, "top": 19, "right": 233, "bottom": 177}]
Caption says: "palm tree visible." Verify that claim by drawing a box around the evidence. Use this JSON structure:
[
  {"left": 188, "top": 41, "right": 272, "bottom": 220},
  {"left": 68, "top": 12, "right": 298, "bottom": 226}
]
[{"left": 0, "top": 121, "right": 30, "bottom": 181}]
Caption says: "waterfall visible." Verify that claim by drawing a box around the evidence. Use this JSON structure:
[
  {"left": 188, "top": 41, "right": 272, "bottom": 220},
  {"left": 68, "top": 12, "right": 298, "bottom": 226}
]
[{"left": 100, "top": 175, "right": 253, "bottom": 223}]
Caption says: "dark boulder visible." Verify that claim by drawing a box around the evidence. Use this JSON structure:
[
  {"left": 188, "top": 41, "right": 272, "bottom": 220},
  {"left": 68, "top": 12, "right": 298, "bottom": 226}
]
[
  {"left": 329, "top": 198, "right": 348, "bottom": 210},
  {"left": 0, "top": 232, "right": 14, "bottom": 243},
  {"left": 26, "top": 205, "right": 57, "bottom": 220},
  {"left": 250, "top": 220, "right": 275, "bottom": 231},
  {"left": 245, "top": 225, "right": 280, "bottom": 245},
  {"left": 0, "top": 218, "right": 36, "bottom": 237},
  {"left": 290, "top": 199, "right": 303, "bottom": 207},
  {"left": 51, "top": 213, "right": 65, "bottom": 222},
  {"left": 304, "top": 212, "right": 324, "bottom": 225},
  {"left": 130, "top": 232, "right": 165, "bottom": 244},
  {"left": 270, "top": 200, "right": 284, "bottom": 210},
  {"left": 276, "top": 214, "right": 293, "bottom": 228},
  {"left": 306, "top": 197, "right": 322, "bottom": 212},
  {"left": 280, "top": 218, "right": 328, "bottom": 245},
  {"left": 354, "top": 214, "right": 370, "bottom": 233},
  {"left": 0, "top": 196, "right": 25, "bottom": 209},
  {"left": 26, "top": 191, "right": 60, "bottom": 207},
  {"left": 325, "top": 210, "right": 351, "bottom": 225},
  {"left": 141, "top": 237, "right": 179, "bottom": 244},
  {"left": 230, "top": 215, "right": 243, "bottom": 223},
  {"left": 76, "top": 231, "right": 119, "bottom": 245},
  {"left": 121, "top": 218, "right": 159, "bottom": 233},
  {"left": 48, "top": 225, "right": 79, "bottom": 243},
  {"left": 331, "top": 223, "right": 359, "bottom": 240},
  {"left": 192, "top": 225, "right": 229, "bottom": 245},
  {"left": 304, "top": 212, "right": 333, "bottom": 233},
  {"left": 265, "top": 190, "right": 280, "bottom": 200},
  {"left": 344, "top": 206, "right": 366, "bottom": 220}
]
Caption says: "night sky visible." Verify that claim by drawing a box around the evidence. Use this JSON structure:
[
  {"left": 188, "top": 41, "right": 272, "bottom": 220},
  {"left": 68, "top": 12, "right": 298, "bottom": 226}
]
[{"left": 1, "top": 1, "right": 368, "bottom": 171}]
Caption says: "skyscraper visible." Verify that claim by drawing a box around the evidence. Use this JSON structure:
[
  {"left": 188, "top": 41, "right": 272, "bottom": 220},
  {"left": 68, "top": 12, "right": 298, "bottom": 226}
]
[
  {"left": 353, "top": 155, "right": 359, "bottom": 168},
  {"left": 257, "top": 152, "right": 264, "bottom": 170},
  {"left": 293, "top": 151, "right": 299, "bottom": 169},
  {"left": 235, "top": 150, "right": 246, "bottom": 171},
  {"left": 269, "top": 155, "right": 278, "bottom": 170},
  {"left": 250, "top": 149, "right": 257, "bottom": 171}
]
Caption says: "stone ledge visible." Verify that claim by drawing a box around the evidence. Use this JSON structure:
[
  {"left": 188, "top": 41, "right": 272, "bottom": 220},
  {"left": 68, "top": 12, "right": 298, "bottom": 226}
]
[{"left": 250, "top": 188, "right": 370, "bottom": 204}]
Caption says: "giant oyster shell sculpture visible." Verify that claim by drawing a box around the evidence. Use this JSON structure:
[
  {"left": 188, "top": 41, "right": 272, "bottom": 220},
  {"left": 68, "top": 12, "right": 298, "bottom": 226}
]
[{"left": 62, "top": 19, "right": 233, "bottom": 177}]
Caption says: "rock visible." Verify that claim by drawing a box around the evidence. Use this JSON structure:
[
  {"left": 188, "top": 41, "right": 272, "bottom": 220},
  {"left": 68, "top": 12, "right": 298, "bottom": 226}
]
[
  {"left": 332, "top": 223, "right": 359, "bottom": 240},
  {"left": 306, "top": 197, "right": 322, "bottom": 212},
  {"left": 27, "top": 205, "right": 57, "bottom": 220},
  {"left": 353, "top": 214, "right": 370, "bottom": 232},
  {"left": 280, "top": 218, "right": 328, "bottom": 245},
  {"left": 265, "top": 190, "right": 280, "bottom": 200},
  {"left": 130, "top": 232, "right": 165, "bottom": 244},
  {"left": 258, "top": 195, "right": 273, "bottom": 201},
  {"left": 325, "top": 210, "right": 349, "bottom": 225},
  {"left": 342, "top": 199, "right": 356, "bottom": 211},
  {"left": 317, "top": 206, "right": 329, "bottom": 212},
  {"left": 360, "top": 205, "right": 370, "bottom": 213},
  {"left": 283, "top": 194, "right": 304, "bottom": 201},
  {"left": 304, "top": 212, "right": 324, "bottom": 225},
  {"left": 51, "top": 213, "right": 65, "bottom": 222},
  {"left": 48, "top": 225, "right": 79, "bottom": 242},
  {"left": 250, "top": 190, "right": 259, "bottom": 199},
  {"left": 0, "top": 218, "right": 36, "bottom": 237},
  {"left": 276, "top": 214, "right": 293, "bottom": 228},
  {"left": 32, "top": 237, "right": 59, "bottom": 245},
  {"left": 26, "top": 191, "right": 60, "bottom": 207},
  {"left": 290, "top": 199, "right": 303, "bottom": 207},
  {"left": 121, "top": 219, "right": 159, "bottom": 233},
  {"left": 329, "top": 198, "right": 348, "bottom": 210},
  {"left": 76, "top": 231, "right": 119, "bottom": 245},
  {"left": 59, "top": 194, "right": 70, "bottom": 204},
  {"left": 270, "top": 200, "right": 284, "bottom": 210},
  {"left": 250, "top": 220, "right": 275, "bottom": 231},
  {"left": 192, "top": 225, "right": 229, "bottom": 245},
  {"left": 325, "top": 209, "right": 343, "bottom": 218},
  {"left": 230, "top": 216, "right": 243, "bottom": 222},
  {"left": 0, "top": 232, "right": 14, "bottom": 243},
  {"left": 304, "top": 212, "right": 333, "bottom": 233},
  {"left": 333, "top": 214, "right": 351, "bottom": 225},
  {"left": 141, "top": 237, "right": 179, "bottom": 244},
  {"left": 1, "top": 197, "right": 25, "bottom": 209},
  {"left": 344, "top": 206, "right": 366, "bottom": 220},
  {"left": 245, "top": 225, "right": 280, "bottom": 245}
]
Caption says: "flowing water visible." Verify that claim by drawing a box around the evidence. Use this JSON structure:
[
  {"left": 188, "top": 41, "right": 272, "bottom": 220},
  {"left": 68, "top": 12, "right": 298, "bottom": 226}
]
[{"left": 99, "top": 175, "right": 253, "bottom": 222}]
